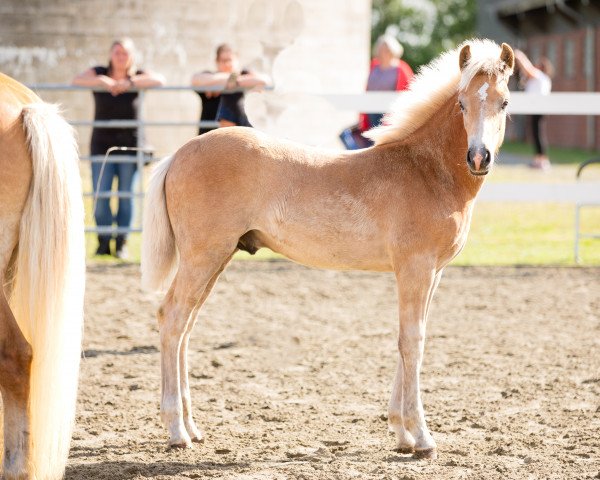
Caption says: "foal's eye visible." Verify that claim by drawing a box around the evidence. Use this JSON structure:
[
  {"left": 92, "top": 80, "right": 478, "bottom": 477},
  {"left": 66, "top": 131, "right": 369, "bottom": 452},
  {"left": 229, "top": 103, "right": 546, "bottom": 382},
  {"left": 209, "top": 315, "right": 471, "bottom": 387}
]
[
  {"left": 459, "top": 100, "right": 465, "bottom": 112},
  {"left": 501, "top": 99, "right": 509, "bottom": 110}
]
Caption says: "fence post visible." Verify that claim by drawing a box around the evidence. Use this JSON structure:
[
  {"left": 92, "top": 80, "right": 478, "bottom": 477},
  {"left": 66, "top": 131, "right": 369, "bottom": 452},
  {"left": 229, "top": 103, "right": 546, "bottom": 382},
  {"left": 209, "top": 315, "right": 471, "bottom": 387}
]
[{"left": 136, "top": 89, "right": 146, "bottom": 233}]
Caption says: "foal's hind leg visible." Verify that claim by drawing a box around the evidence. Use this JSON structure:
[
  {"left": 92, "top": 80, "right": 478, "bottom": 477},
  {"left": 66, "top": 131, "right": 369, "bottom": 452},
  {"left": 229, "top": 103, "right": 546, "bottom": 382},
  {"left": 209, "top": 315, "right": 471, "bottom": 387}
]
[
  {"left": 0, "top": 285, "right": 33, "bottom": 480},
  {"left": 179, "top": 252, "right": 235, "bottom": 443},
  {"left": 1, "top": 220, "right": 33, "bottom": 479},
  {"left": 158, "top": 250, "right": 234, "bottom": 448}
]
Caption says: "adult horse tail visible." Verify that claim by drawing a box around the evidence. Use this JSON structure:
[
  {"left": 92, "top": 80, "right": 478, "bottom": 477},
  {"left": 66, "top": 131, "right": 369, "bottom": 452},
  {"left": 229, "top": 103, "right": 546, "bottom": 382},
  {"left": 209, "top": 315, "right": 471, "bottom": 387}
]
[
  {"left": 9, "top": 103, "right": 85, "bottom": 479},
  {"left": 141, "top": 154, "right": 178, "bottom": 292}
]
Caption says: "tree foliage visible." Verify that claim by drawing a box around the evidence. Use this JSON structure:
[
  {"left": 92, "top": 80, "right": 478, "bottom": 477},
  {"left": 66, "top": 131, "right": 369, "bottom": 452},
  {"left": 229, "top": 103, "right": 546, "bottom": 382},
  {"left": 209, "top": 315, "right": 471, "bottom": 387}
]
[{"left": 372, "top": 0, "right": 477, "bottom": 70}]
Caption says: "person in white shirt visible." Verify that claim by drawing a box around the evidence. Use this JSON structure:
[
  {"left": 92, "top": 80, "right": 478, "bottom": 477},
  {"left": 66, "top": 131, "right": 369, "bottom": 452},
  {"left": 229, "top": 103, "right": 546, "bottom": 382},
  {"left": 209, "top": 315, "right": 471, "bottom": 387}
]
[{"left": 515, "top": 49, "right": 554, "bottom": 170}]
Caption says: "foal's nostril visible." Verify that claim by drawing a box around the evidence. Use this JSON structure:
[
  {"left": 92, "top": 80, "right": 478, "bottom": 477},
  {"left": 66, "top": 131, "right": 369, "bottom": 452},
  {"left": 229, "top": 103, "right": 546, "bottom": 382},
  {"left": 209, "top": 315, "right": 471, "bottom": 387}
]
[
  {"left": 466, "top": 149, "right": 474, "bottom": 167},
  {"left": 482, "top": 149, "right": 491, "bottom": 168},
  {"left": 466, "top": 147, "right": 490, "bottom": 173}
]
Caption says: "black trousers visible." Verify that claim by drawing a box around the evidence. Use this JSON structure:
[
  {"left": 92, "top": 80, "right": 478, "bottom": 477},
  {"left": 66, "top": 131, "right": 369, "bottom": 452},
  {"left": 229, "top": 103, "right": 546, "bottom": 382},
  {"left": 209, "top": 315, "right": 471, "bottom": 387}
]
[{"left": 531, "top": 115, "right": 547, "bottom": 156}]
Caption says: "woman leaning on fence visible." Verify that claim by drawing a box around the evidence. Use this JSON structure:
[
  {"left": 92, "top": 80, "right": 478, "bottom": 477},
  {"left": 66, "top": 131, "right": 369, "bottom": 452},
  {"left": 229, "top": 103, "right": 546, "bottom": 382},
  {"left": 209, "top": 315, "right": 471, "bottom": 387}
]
[
  {"left": 72, "top": 37, "right": 165, "bottom": 258},
  {"left": 191, "top": 43, "right": 270, "bottom": 132}
]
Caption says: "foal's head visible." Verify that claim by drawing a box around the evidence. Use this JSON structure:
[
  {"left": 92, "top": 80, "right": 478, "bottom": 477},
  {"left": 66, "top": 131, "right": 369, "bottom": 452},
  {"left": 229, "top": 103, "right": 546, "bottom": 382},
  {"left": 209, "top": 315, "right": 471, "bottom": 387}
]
[{"left": 457, "top": 43, "right": 514, "bottom": 176}]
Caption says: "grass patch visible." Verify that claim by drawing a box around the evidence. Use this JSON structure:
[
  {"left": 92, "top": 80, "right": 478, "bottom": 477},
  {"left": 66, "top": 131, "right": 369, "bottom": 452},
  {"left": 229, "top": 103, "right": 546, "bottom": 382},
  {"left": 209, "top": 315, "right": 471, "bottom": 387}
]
[
  {"left": 502, "top": 141, "right": 598, "bottom": 165},
  {"left": 453, "top": 203, "right": 600, "bottom": 265}
]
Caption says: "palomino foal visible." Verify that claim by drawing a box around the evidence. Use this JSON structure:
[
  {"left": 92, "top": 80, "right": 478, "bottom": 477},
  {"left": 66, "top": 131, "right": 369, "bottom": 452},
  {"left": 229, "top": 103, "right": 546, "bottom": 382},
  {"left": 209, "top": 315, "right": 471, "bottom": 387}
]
[{"left": 142, "top": 40, "right": 514, "bottom": 459}]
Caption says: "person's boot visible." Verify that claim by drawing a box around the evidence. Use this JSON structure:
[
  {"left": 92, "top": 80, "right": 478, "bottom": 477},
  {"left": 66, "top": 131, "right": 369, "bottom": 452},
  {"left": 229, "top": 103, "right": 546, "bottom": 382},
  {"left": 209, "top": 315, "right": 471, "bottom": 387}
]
[
  {"left": 115, "top": 235, "right": 129, "bottom": 260},
  {"left": 95, "top": 235, "right": 112, "bottom": 256}
]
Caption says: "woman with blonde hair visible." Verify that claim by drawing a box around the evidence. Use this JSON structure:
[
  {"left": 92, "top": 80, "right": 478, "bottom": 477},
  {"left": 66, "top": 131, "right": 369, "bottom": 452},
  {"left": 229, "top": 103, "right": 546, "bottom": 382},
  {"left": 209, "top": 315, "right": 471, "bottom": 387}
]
[
  {"left": 342, "top": 34, "right": 414, "bottom": 149},
  {"left": 73, "top": 37, "right": 165, "bottom": 257}
]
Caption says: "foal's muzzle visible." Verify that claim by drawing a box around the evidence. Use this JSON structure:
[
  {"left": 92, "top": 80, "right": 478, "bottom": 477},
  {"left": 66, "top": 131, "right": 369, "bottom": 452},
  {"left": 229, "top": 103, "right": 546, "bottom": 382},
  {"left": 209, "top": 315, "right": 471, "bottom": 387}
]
[{"left": 466, "top": 147, "right": 491, "bottom": 175}]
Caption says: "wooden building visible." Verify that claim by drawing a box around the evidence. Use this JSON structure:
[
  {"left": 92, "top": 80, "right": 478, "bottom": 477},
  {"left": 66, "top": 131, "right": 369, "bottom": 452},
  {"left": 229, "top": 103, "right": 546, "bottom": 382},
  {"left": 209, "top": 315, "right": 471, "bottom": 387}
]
[{"left": 479, "top": 0, "right": 600, "bottom": 150}]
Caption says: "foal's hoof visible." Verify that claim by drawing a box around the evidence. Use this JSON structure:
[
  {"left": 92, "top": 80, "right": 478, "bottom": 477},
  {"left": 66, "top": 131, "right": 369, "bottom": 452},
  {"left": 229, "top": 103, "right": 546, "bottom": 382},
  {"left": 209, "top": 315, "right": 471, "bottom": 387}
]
[
  {"left": 395, "top": 446, "right": 415, "bottom": 454},
  {"left": 169, "top": 441, "right": 193, "bottom": 450},
  {"left": 191, "top": 435, "right": 205, "bottom": 444},
  {"left": 413, "top": 447, "right": 437, "bottom": 460}
]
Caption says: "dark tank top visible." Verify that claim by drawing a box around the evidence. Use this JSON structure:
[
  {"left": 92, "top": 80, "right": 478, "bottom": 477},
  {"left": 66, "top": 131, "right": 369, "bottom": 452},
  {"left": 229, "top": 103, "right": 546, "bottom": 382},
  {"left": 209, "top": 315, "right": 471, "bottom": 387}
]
[
  {"left": 197, "top": 88, "right": 220, "bottom": 135},
  {"left": 91, "top": 66, "right": 143, "bottom": 150}
]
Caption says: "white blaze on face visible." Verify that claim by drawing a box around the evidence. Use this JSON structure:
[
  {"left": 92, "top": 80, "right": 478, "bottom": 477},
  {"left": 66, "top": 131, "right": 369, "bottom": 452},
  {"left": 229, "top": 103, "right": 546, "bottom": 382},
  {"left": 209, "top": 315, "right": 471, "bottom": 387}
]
[
  {"left": 468, "top": 81, "right": 494, "bottom": 170},
  {"left": 472, "top": 83, "right": 489, "bottom": 145},
  {"left": 477, "top": 82, "right": 489, "bottom": 102}
]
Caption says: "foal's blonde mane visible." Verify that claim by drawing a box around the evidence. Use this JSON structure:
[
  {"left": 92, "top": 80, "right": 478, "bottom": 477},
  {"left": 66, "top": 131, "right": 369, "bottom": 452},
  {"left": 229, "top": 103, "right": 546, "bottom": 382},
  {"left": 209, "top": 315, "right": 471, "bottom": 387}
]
[{"left": 365, "top": 39, "right": 512, "bottom": 146}]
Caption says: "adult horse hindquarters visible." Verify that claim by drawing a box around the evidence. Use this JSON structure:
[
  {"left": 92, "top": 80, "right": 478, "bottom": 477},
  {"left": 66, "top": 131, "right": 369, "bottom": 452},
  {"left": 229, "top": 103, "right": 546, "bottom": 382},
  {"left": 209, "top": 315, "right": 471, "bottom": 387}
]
[
  {"left": 142, "top": 40, "right": 514, "bottom": 459},
  {"left": 0, "top": 74, "right": 85, "bottom": 480}
]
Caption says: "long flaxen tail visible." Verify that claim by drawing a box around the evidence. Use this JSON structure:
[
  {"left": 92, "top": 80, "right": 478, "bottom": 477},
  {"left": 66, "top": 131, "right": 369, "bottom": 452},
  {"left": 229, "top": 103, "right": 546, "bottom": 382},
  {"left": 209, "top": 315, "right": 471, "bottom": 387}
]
[
  {"left": 9, "top": 104, "right": 85, "bottom": 479},
  {"left": 141, "top": 154, "right": 178, "bottom": 292}
]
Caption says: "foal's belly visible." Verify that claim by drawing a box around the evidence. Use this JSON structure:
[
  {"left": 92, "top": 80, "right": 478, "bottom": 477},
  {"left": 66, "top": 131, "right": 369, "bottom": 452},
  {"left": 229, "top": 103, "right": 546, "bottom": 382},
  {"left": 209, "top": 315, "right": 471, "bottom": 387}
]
[
  {"left": 253, "top": 210, "right": 393, "bottom": 272},
  {"left": 259, "top": 231, "right": 392, "bottom": 271}
]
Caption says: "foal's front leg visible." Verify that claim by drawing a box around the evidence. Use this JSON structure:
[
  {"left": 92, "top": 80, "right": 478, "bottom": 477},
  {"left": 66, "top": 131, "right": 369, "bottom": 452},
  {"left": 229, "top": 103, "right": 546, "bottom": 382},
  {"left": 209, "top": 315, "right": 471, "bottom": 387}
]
[{"left": 390, "top": 262, "right": 439, "bottom": 459}]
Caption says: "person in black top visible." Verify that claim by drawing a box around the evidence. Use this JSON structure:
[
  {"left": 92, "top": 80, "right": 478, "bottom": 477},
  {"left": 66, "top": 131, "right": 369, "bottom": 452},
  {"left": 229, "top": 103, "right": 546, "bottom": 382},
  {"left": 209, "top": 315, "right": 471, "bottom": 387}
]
[
  {"left": 190, "top": 44, "right": 269, "bottom": 132},
  {"left": 72, "top": 37, "right": 165, "bottom": 258},
  {"left": 191, "top": 70, "right": 221, "bottom": 135}
]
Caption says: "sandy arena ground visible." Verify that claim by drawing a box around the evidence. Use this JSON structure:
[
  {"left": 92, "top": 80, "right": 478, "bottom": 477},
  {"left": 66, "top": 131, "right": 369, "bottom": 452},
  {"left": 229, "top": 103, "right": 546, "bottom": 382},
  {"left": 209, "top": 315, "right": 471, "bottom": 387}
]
[{"left": 61, "top": 262, "right": 599, "bottom": 479}]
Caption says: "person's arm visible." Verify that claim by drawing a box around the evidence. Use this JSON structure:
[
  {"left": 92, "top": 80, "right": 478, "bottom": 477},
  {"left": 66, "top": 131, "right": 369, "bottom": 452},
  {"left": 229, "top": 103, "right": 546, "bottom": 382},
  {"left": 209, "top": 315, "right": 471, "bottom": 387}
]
[
  {"left": 109, "top": 71, "right": 165, "bottom": 96},
  {"left": 237, "top": 71, "right": 270, "bottom": 89},
  {"left": 190, "top": 71, "right": 231, "bottom": 88},
  {"left": 72, "top": 67, "right": 115, "bottom": 89},
  {"left": 130, "top": 71, "right": 166, "bottom": 89},
  {"left": 514, "top": 49, "right": 540, "bottom": 80}
]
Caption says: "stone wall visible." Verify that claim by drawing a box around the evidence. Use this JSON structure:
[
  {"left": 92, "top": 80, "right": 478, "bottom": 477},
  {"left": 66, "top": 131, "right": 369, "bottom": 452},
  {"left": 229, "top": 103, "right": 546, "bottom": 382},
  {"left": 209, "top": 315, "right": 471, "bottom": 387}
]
[{"left": 0, "top": 0, "right": 372, "bottom": 155}]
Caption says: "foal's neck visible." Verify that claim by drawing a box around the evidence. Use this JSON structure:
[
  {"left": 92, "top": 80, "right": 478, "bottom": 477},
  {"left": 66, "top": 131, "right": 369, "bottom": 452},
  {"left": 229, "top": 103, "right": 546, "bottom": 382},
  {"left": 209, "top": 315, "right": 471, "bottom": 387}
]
[{"left": 410, "top": 94, "right": 484, "bottom": 201}]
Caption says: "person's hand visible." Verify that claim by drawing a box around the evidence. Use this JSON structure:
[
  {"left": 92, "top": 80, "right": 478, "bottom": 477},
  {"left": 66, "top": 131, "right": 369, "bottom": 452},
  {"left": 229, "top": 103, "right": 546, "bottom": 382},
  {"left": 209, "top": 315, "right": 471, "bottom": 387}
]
[
  {"left": 97, "top": 75, "right": 117, "bottom": 91},
  {"left": 237, "top": 73, "right": 269, "bottom": 89},
  {"left": 110, "top": 78, "right": 133, "bottom": 96},
  {"left": 225, "top": 72, "right": 238, "bottom": 91}
]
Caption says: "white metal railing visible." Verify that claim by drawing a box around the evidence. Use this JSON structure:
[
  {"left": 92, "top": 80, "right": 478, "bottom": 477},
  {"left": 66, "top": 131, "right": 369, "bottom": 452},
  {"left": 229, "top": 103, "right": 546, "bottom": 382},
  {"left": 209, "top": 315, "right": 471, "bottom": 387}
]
[
  {"left": 318, "top": 91, "right": 600, "bottom": 115},
  {"left": 575, "top": 159, "right": 600, "bottom": 263}
]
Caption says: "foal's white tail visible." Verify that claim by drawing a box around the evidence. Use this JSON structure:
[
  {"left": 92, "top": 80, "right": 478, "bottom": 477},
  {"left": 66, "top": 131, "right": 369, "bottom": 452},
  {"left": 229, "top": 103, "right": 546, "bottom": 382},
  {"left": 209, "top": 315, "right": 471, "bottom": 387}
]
[
  {"left": 10, "top": 104, "right": 85, "bottom": 480},
  {"left": 141, "top": 155, "right": 178, "bottom": 292}
]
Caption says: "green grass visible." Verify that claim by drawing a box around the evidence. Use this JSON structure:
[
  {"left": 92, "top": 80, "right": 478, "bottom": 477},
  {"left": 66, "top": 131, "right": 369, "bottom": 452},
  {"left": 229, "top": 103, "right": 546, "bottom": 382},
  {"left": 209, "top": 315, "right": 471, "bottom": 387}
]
[
  {"left": 454, "top": 203, "right": 600, "bottom": 265},
  {"left": 501, "top": 140, "right": 598, "bottom": 165}
]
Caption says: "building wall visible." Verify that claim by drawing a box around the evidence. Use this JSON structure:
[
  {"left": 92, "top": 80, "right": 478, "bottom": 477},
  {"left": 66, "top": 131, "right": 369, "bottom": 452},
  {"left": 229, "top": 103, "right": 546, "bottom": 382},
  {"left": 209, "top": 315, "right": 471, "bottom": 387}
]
[
  {"left": 0, "top": 0, "right": 372, "bottom": 155},
  {"left": 476, "top": 0, "right": 518, "bottom": 47},
  {"left": 525, "top": 28, "right": 598, "bottom": 150}
]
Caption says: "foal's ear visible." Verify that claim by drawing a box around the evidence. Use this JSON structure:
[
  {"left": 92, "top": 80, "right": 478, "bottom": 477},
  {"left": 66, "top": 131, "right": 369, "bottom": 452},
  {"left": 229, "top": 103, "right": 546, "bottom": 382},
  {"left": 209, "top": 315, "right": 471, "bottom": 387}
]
[
  {"left": 459, "top": 44, "right": 471, "bottom": 71},
  {"left": 500, "top": 43, "right": 515, "bottom": 71}
]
